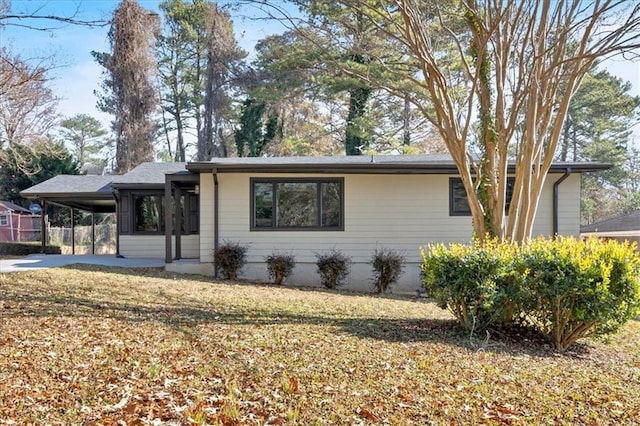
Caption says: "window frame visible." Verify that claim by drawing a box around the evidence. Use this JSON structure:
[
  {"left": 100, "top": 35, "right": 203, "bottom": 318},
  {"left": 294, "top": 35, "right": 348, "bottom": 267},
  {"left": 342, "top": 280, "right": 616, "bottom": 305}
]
[
  {"left": 132, "top": 192, "right": 165, "bottom": 235},
  {"left": 250, "top": 178, "right": 345, "bottom": 231},
  {"left": 0, "top": 214, "right": 8, "bottom": 227},
  {"left": 449, "top": 177, "right": 515, "bottom": 216},
  {"left": 120, "top": 190, "right": 199, "bottom": 236}
]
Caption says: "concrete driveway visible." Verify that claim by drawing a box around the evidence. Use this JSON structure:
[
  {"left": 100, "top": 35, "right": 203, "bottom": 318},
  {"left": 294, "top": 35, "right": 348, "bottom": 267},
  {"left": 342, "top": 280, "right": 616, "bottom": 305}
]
[{"left": 0, "top": 254, "right": 165, "bottom": 273}]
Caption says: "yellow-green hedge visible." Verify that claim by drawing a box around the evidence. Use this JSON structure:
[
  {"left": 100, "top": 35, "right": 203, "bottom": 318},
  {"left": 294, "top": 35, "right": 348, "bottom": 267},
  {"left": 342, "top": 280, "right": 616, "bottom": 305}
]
[{"left": 421, "top": 237, "right": 640, "bottom": 351}]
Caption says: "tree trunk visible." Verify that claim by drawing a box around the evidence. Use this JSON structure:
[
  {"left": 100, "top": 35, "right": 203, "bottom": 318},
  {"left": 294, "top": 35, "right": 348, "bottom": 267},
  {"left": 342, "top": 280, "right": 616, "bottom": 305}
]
[{"left": 345, "top": 85, "right": 371, "bottom": 155}]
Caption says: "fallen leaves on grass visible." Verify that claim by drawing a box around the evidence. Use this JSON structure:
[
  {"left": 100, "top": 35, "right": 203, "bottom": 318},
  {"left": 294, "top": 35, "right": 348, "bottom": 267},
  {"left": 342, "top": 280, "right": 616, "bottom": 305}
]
[{"left": 0, "top": 265, "right": 639, "bottom": 424}]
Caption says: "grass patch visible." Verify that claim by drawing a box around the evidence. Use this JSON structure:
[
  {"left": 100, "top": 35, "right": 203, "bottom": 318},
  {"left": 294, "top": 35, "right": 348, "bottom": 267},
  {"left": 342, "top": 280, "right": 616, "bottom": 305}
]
[{"left": 1, "top": 266, "right": 639, "bottom": 424}]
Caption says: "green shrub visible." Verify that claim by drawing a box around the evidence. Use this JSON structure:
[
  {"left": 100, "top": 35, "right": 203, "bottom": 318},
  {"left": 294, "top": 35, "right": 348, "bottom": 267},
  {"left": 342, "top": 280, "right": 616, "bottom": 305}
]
[
  {"left": 421, "top": 237, "right": 640, "bottom": 351},
  {"left": 518, "top": 237, "right": 640, "bottom": 351},
  {"left": 213, "top": 240, "right": 248, "bottom": 281},
  {"left": 370, "top": 247, "right": 406, "bottom": 293},
  {"left": 315, "top": 249, "right": 352, "bottom": 289},
  {"left": 265, "top": 252, "right": 296, "bottom": 285},
  {"left": 420, "top": 240, "right": 518, "bottom": 332},
  {"left": 0, "top": 242, "right": 61, "bottom": 256}
]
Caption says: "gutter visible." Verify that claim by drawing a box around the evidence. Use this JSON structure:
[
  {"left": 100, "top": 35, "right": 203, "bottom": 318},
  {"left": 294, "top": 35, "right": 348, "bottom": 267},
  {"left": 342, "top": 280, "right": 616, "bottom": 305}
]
[
  {"left": 214, "top": 170, "right": 219, "bottom": 279},
  {"left": 553, "top": 167, "right": 572, "bottom": 237}
]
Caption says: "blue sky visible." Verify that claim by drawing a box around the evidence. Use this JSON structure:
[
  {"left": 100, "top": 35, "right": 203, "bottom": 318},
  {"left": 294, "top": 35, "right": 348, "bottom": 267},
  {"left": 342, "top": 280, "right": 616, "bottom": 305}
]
[
  {"left": 1, "top": 0, "right": 290, "bottom": 128},
  {"left": 1, "top": 0, "right": 639, "bottom": 142}
]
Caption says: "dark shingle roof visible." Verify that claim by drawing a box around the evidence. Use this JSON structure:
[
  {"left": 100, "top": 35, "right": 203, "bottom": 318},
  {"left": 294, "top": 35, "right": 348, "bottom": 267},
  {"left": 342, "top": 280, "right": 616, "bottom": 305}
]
[
  {"left": 20, "top": 175, "right": 113, "bottom": 197},
  {"left": 112, "top": 162, "right": 188, "bottom": 186},
  {"left": 581, "top": 211, "right": 640, "bottom": 233},
  {"left": 0, "top": 201, "right": 32, "bottom": 214}
]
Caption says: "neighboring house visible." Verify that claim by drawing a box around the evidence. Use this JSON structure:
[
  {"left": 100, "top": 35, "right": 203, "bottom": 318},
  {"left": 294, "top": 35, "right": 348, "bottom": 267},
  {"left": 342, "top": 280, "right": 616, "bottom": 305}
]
[
  {"left": 0, "top": 201, "right": 39, "bottom": 242},
  {"left": 581, "top": 211, "right": 640, "bottom": 248},
  {"left": 21, "top": 155, "right": 609, "bottom": 293}
]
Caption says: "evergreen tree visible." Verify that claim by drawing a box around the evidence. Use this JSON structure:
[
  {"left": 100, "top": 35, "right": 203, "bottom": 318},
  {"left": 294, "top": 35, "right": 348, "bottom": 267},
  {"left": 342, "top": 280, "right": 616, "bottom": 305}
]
[{"left": 59, "top": 114, "right": 108, "bottom": 167}]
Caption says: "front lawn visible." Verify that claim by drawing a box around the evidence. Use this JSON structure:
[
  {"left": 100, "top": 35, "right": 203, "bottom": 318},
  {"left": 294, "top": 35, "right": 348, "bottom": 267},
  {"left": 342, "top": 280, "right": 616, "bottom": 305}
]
[{"left": 1, "top": 266, "right": 639, "bottom": 424}]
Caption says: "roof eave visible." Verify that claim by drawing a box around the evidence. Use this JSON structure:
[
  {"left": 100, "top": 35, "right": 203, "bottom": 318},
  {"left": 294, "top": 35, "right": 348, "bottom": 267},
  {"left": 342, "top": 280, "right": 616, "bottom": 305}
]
[
  {"left": 20, "top": 191, "right": 114, "bottom": 200},
  {"left": 186, "top": 161, "right": 613, "bottom": 174}
]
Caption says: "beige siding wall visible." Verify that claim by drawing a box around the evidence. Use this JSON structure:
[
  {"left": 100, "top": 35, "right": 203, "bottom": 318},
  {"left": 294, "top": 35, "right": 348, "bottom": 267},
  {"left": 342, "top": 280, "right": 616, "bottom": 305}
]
[
  {"left": 120, "top": 235, "right": 199, "bottom": 259},
  {"left": 531, "top": 173, "right": 581, "bottom": 237},
  {"left": 194, "top": 171, "right": 582, "bottom": 293},
  {"left": 199, "top": 172, "right": 216, "bottom": 262}
]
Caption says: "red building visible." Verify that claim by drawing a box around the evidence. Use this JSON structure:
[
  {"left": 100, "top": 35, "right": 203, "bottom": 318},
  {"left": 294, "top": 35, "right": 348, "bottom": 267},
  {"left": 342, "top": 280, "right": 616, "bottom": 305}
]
[{"left": 0, "top": 201, "right": 40, "bottom": 242}]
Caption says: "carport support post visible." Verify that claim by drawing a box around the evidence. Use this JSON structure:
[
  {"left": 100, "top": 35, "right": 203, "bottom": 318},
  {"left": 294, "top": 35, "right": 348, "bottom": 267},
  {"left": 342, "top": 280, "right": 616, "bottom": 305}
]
[
  {"left": 175, "top": 185, "right": 182, "bottom": 260},
  {"left": 91, "top": 211, "right": 96, "bottom": 255},
  {"left": 40, "top": 199, "right": 47, "bottom": 253},
  {"left": 164, "top": 177, "right": 173, "bottom": 264},
  {"left": 71, "top": 207, "right": 76, "bottom": 255}
]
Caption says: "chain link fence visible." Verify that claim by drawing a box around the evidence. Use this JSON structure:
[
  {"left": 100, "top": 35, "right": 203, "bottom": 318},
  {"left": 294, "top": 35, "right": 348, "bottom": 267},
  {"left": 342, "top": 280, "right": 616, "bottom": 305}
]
[{"left": 48, "top": 224, "right": 116, "bottom": 255}]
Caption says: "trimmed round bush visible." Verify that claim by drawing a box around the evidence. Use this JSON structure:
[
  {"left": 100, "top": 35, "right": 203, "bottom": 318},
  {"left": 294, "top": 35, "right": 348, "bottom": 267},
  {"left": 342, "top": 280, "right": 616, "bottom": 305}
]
[
  {"left": 370, "top": 247, "right": 406, "bottom": 293},
  {"left": 315, "top": 249, "right": 352, "bottom": 289},
  {"left": 265, "top": 252, "right": 296, "bottom": 285},
  {"left": 213, "top": 240, "right": 248, "bottom": 281}
]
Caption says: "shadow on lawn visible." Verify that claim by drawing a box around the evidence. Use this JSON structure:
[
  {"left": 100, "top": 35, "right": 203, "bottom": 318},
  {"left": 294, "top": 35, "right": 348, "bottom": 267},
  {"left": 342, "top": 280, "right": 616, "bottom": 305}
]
[
  {"left": 1, "top": 290, "right": 563, "bottom": 355},
  {"left": 1, "top": 265, "right": 562, "bottom": 356}
]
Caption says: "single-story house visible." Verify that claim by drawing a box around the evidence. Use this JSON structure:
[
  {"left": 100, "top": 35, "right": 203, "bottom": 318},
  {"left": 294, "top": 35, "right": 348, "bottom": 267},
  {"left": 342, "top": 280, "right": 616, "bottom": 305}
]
[
  {"left": 21, "top": 155, "right": 609, "bottom": 293},
  {"left": 581, "top": 211, "right": 640, "bottom": 248},
  {"left": 0, "top": 201, "right": 40, "bottom": 242}
]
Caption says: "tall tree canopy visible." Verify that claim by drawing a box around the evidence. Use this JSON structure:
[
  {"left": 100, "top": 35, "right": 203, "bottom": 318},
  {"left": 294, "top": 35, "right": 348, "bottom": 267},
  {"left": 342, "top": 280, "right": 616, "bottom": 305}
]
[
  {"left": 558, "top": 67, "right": 640, "bottom": 224},
  {"left": 98, "top": 0, "right": 159, "bottom": 173},
  {"left": 198, "top": 2, "right": 246, "bottom": 160},
  {"left": 297, "top": 0, "right": 640, "bottom": 243},
  {"left": 156, "top": 0, "right": 245, "bottom": 161}
]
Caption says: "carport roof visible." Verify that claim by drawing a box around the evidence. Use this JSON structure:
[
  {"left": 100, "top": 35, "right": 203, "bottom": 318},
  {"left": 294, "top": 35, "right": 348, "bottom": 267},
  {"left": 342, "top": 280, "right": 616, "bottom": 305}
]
[{"left": 20, "top": 174, "right": 115, "bottom": 213}]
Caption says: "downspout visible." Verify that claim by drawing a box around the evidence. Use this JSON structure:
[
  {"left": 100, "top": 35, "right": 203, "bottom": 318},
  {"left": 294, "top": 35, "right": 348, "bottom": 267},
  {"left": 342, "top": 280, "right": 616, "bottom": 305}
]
[
  {"left": 214, "top": 170, "right": 219, "bottom": 279},
  {"left": 552, "top": 167, "right": 572, "bottom": 238}
]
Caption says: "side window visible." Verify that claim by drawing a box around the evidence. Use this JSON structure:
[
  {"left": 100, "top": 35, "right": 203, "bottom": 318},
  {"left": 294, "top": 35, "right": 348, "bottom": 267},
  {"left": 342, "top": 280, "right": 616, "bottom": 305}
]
[
  {"left": 251, "top": 179, "right": 344, "bottom": 231},
  {"left": 449, "top": 177, "right": 515, "bottom": 216},
  {"left": 449, "top": 178, "right": 471, "bottom": 216},
  {"left": 0, "top": 215, "right": 8, "bottom": 226}
]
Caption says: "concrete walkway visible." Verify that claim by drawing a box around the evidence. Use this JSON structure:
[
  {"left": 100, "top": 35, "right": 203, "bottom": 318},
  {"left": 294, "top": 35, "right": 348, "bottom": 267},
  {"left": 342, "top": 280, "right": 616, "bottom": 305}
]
[{"left": 0, "top": 254, "right": 164, "bottom": 273}]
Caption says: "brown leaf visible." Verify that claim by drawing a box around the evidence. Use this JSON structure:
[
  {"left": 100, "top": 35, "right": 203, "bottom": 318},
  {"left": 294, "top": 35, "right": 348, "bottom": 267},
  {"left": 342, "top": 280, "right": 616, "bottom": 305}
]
[
  {"left": 289, "top": 376, "right": 299, "bottom": 393},
  {"left": 357, "top": 406, "right": 378, "bottom": 421}
]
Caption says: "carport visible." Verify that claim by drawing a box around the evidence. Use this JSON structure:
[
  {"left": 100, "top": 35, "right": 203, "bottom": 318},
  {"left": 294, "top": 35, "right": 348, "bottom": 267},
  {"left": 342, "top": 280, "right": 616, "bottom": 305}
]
[{"left": 20, "top": 175, "right": 117, "bottom": 255}]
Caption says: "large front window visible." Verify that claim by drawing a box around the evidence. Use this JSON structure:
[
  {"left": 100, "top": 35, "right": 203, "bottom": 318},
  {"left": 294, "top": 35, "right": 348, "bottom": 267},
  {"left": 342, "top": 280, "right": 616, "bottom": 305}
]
[{"left": 252, "top": 179, "right": 343, "bottom": 230}]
